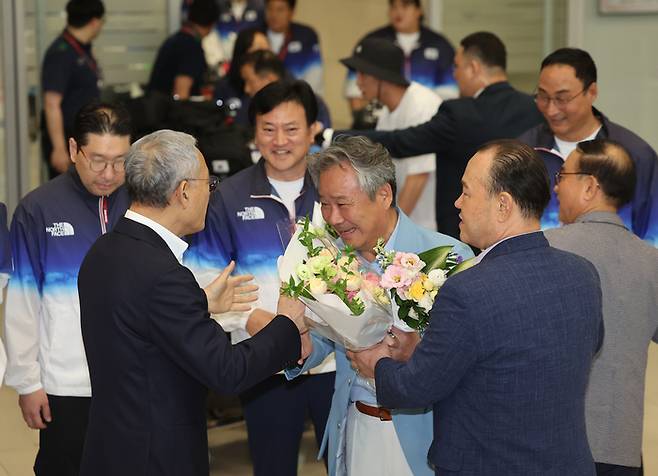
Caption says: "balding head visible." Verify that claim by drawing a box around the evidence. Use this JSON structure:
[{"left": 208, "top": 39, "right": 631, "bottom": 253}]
[{"left": 576, "top": 139, "right": 636, "bottom": 208}]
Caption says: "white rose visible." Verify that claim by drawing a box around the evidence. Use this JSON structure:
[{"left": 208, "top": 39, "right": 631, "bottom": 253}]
[
  {"left": 346, "top": 274, "right": 362, "bottom": 292},
  {"left": 428, "top": 268, "right": 448, "bottom": 287},
  {"left": 309, "top": 277, "right": 328, "bottom": 295},
  {"left": 419, "top": 294, "right": 434, "bottom": 311},
  {"left": 308, "top": 255, "right": 332, "bottom": 274}
]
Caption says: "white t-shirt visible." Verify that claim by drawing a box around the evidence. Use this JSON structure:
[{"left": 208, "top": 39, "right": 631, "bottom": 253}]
[
  {"left": 554, "top": 126, "right": 602, "bottom": 160},
  {"left": 396, "top": 31, "right": 420, "bottom": 56},
  {"left": 376, "top": 82, "right": 442, "bottom": 230},
  {"left": 267, "top": 30, "right": 285, "bottom": 55},
  {"left": 268, "top": 176, "right": 305, "bottom": 218}
]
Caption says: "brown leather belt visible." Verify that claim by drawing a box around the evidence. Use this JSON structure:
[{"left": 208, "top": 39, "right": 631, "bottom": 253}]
[{"left": 355, "top": 401, "right": 392, "bottom": 421}]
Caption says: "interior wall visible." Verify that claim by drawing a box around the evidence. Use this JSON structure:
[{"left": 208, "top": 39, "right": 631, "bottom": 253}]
[
  {"left": 294, "top": 1, "right": 389, "bottom": 129},
  {"left": 575, "top": 1, "right": 658, "bottom": 150}
]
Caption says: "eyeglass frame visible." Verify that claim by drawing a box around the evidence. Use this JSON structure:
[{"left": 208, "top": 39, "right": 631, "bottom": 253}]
[
  {"left": 554, "top": 171, "right": 592, "bottom": 184},
  {"left": 78, "top": 147, "right": 126, "bottom": 173},
  {"left": 533, "top": 87, "right": 589, "bottom": 109},
  {"left": 184, "top": 175, "right": 219, "bottom": 192}
]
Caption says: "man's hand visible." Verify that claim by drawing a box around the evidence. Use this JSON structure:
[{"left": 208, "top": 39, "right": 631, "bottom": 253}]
[
  {"left": 204, "top": 261, "right": 258, "bottom": 314},
  {"left": 346, "top": 341, "right": 392, "bottom": 379},
  {"left": 246, "top": 308, "right": 274, "bottom": 336},
  {"left": 19, "top": 389, "right": 51, "bottom": 430},
  {"left": 50, "top": 147, "right": 70, "bottom": 173},
  {"left": 276, "top": 295, "right": 306, "bottom": 332},
  {"left": 386, "top": 327, "right": 420, "bottom": 362},
  {"left": 277, "top": 295, "right": 312, "bottom": 364}
]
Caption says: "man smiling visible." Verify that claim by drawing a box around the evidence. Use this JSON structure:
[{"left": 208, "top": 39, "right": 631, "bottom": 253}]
[
  {"left": 519, "top": 48, "right": 658, "bottom": 245},
  {"left": 286, "top": 136, "right": 471, "bottom": 476},
  {"left": 185, "top": 79, "right": 334, "bottom": 476}
]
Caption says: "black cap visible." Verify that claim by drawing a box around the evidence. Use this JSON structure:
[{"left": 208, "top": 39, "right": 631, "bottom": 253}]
[{"left": 340, "top": 38, "right": 409, "bottom": 87}]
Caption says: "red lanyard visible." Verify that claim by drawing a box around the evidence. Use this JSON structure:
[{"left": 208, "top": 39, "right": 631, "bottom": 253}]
[
  {"left": 62, "top": 30, "right": 100, "bottom": 77},
  {"left": 99, "top": 196, "right": 108, "bottom": 234},
  {"left": 277, "top": 31, "right": 293, "bottom": 62}
]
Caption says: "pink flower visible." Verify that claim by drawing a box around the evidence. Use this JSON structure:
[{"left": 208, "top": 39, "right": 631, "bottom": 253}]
[
  {"left": 346, "top": 290, "right": 358, "bottom": 301},
  {"left": 396, "top": 252, "right": 425, "bottom": 272},
  {"left": 363, "top": 272, "right": 380, "bottom": 286},
  {"left": 381, "top": 265, "right": 413, "bottom": 289}
]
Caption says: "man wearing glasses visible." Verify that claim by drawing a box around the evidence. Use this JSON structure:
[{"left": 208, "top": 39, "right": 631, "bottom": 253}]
[
  {"left": 4, "top": 102, "right": 131, "bottom": 476},
  {"left": 519, "top": 48, "right": 658, "bottom": 246},
  {"left": 546, "top": 139, "right": 658, "bottom": 476}
]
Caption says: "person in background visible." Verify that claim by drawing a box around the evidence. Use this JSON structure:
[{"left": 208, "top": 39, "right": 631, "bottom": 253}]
[
  {"left": 0, "top": 202, "right": 12, "bottom": 383},
  {"left": 4, "top": 102, "right": 131, "bottom": 476},
  {"left": 214, "top": 27, "right": 270, "bottom": 124},
  {"left": 519, "top": 48, "right": 658, "bottom": 246},
  {"left": 148, "top": 0, "right": 219, "bottom": 100},
  {"left": 325, "top": 32, "right": 543, "bottom": 242},
  {"left": 546, "top": 139, "right": 658, "bottom": 476},
  {"left": 41, "top": 0, "right": 105, "bottom": 178},
  {"left": 261, "top": 0, "right": 324, "bottom": 95},
  {"left": 240, "top": 49, "right": 331, "bottom": 129},
  {"left": 340, "top": 38, "right": 440, "bottom": 230},
  {"left": 185, "top": 80, "right": 334, "bottom": 476},
  {"left": 344, "top": 0, "right": 457, "bottom": 128}
]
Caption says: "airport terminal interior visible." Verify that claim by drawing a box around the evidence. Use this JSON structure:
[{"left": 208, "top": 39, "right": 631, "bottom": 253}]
[{"left": 1, "top": 0, "right": 657, "bottom": 474}]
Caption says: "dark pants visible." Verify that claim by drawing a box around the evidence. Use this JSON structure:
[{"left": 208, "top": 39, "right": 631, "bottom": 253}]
[
  {"left": 240, "top": 372, "right": 335, "bottom": 476},
  {"left": 34, "top": 395, "right": 90, "bottom": 476},
  {"left": 596, "top": 461, "right": 643, "bottom": 476}
]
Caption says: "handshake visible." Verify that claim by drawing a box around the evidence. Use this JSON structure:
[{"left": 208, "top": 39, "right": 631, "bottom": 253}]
[{"left": 203, "top": 261, "right": 311, "bottom": 364}]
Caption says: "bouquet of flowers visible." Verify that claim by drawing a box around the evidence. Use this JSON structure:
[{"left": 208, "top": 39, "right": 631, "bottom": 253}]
[
  {"left": 374, "top": 240, "right": 474, "bottom": 333},
  {"left": 278, "top": 216, "right": 393, "bottom": 350}
]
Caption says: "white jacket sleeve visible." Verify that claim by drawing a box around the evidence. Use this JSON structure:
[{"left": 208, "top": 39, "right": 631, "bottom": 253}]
[{"left": 4, "top": 208, "right": 44, "bottom": 395}]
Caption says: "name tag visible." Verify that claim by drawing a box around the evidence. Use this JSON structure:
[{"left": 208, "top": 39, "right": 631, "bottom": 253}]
[
  {"left": 288, "top": 41, "right": 302, "bottom": 53},
  {"left": 424, "top": 47, "right": 439, "bottom": 60}
]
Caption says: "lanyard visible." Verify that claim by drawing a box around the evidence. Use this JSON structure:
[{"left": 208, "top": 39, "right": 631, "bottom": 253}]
[
  {"left": 99, "top": 196, "right": 109, "bottom": 234},
  {"left": 276, "top": 31, "right": 293, "bottom": 62},
  {"left": 62, "top": 30, "right": 100, "bottom": 76}
]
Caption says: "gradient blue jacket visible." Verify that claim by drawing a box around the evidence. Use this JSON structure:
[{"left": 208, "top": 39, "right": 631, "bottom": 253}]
[{"left": 4, "top": 168, "right": 129, "bottom": 396}]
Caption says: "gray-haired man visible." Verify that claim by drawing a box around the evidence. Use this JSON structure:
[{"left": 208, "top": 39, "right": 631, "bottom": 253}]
[
  {"left": 287, "top": 136, "right": 473, "bottom": 476},
  {"left": 77, "top": 129, "right": 309, "bottom": 476}
]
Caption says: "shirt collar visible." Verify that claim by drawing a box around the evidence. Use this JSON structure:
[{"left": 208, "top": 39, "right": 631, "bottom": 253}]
[
  {"left": 474, "top": 230, "right": 539, "bottom": 264},
  {"left": 124, "top": 210, "right": 188, "bottom": 263}
]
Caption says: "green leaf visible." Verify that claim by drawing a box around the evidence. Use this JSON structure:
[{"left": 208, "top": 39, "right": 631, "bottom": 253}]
[
  {"left": 447, "top": 257, "right": 476, "bottom": 277},
  {"left": 419, "top": 246, "right": 454, "bottom": 273}
]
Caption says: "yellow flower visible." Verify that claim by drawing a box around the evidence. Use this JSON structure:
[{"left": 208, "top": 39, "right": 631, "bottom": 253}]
[{"left": 409, "top": 279, "right": 426, "bottom": 301}]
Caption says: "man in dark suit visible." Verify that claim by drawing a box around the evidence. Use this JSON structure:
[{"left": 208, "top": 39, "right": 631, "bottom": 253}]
[
  {"left": 349, "top": 139, "right": 603, "bottom": 475},
  {"left": 78, "top": 129, "right": 309, "bottom": 476},
  {"left": 328, "top": 32, "right": 543, "bottom": 240}
]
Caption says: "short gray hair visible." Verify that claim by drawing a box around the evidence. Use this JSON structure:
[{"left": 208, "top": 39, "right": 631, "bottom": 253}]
[
  {"left": 308, "top": 135, "right": 397, "bottom": 203},
  {"left": 125, "top": 130, "right": 199, "bottom": 208}
]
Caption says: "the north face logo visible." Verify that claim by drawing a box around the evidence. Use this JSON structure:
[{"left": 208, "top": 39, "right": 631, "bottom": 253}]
[
  {"left": 237, "top": 207, "right": 265, "bottom": 221},
  {"left": 45, "top": 222, "right": 75, "bottom": 237}
]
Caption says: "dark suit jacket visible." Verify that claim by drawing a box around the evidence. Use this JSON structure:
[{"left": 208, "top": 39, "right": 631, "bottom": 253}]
[
  {"left": 339, "top": 82, "right": 543, "bottom": 239},
  {"left": 79, "top": 218, "right": 301, "bottom": 476},
  {"left": 375, "top": 233, "right": 603, "bottom": 475}
]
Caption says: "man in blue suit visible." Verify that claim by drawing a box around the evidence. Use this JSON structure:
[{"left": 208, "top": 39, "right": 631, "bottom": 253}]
[
  {"left": 350, "top": 139, "right": 603, "bottom": 475},
  {"left": 287, "top": 136, "right": 473, "bottom": 475}
]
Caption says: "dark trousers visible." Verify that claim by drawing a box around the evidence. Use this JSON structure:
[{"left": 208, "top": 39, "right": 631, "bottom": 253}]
[
  {"left": 240, "top": 372, "right": 335, "bottom": 476},
  {"left": 34, "top": 395, "right": 90, "bottom": 476},
  {"left": 596, "top": 461, "right": 643, "bottom": 476}
]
